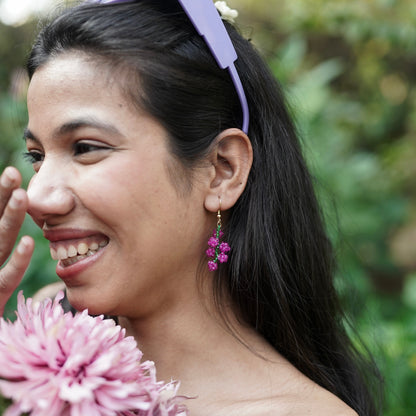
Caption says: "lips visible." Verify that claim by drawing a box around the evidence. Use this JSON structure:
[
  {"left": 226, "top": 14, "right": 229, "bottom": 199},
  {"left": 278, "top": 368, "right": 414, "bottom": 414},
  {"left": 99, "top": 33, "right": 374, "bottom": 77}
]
[
  {"left": 51, "top": 239, "right": 108, "bottom": 267},
  {"left": 44, "top": 229, "right": 109, "bottom": 269}
]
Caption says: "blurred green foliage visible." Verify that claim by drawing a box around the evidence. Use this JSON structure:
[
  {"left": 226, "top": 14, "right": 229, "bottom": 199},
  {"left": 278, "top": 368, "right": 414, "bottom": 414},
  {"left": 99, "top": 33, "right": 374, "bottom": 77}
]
[
  {"left": 0, "top": 0, "right": 415, "bottom": 414},
  {"left": 0, "top": 20, "right": 58, "bottom": 318},
  {"left": 236, "top": 0, "right": 416, "bottom": 413}
]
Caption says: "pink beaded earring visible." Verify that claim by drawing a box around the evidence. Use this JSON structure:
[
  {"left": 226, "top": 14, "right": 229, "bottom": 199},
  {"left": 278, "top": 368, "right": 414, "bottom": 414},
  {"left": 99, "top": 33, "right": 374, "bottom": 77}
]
[{"left": 206, "top": 197, "right": 230, "bottom": 271}]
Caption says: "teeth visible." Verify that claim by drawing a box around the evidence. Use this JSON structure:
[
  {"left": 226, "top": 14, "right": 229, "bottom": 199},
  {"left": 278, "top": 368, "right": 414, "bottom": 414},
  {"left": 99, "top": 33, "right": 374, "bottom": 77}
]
[
  {"left": 50, "top": 247, "right": 58, "bottom": 261},
  {"left": 61, "top": 249, "right": 99, "bottom": 267},
  {"left": 68, "top": 245, "right": 77, "bottom": 258},
  {"left": 62, "top": 255, "right": 83, "bottom": 267},
  {"left": 50, "top": 240, "right": 108, "bottom": 264},
  {"left": 77, "top": 242, "right": 89, "bottom": 255},
  {"left": 57, "top": 246, "right": 68, "bottom": 260}
]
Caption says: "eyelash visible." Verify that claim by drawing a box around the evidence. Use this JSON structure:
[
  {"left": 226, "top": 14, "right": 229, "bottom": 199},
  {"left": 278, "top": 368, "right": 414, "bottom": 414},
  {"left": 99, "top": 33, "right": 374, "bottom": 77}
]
[
  {"left": 23, "top": 142, "right": 109, "bottom": 165},
  {"left": 73, "top": 142, "right": 107, "bottom": 155},
  {"left": 23, "top": 151, "right": 43, "bottom": 164}
]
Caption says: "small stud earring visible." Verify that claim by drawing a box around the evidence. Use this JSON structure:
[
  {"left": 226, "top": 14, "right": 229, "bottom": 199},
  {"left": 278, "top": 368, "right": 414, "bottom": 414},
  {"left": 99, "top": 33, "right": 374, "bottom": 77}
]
[{"left": 206, "top": 197, "right": 230, "bottom": 271}]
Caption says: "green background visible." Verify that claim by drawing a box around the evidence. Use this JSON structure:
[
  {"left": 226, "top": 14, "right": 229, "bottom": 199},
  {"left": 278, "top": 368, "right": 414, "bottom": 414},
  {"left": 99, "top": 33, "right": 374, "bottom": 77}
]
[{"left": 0, "top": 0, "right": 415, "bottom": 413}]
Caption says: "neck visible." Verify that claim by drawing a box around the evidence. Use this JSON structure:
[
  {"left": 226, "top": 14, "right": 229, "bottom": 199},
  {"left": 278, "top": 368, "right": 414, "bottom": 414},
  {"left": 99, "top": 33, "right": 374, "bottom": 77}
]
[
  {"left": 117, "top": 278, "right": 276, "bottom": 406},
  {"left": 118, "top": 283, "right": 233, "bottom": 379}
]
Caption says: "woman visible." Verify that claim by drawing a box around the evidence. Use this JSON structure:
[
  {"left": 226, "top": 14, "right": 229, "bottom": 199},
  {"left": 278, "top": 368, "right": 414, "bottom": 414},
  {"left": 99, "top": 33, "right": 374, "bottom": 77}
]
[{"left": 0, "top": 0, "right": 381, "bottom": 414}]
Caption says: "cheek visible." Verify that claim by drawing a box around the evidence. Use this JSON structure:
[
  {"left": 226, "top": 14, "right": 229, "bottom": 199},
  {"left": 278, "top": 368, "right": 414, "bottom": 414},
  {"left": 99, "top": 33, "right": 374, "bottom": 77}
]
[
  {"left": 77, "top": 159, "right": 178, "bottom": 229},
  {"left": 74, "top": 163, "right": 137, "bottom": 222}
]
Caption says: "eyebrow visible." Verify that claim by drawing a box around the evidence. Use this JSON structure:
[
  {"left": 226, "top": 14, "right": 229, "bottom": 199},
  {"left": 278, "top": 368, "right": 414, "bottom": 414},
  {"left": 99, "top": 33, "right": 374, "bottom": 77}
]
[
  {"left": 23, "top": 128, "right": 38, "bottom": 143},
  {"left": 23, "top": 117, "right": 124, "bottom": 143}
]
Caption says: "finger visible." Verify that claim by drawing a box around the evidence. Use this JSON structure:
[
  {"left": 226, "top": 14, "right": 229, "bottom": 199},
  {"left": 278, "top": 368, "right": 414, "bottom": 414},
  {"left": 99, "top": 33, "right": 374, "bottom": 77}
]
[
  {"left": 0, "top": 236, "right": 34, "bottom": 316},
  {"left": 0, "top": 188, "right": 28, "bottom": 265},
  {"left": 0, "top": 167, "right": 22, "bottom": 217}
]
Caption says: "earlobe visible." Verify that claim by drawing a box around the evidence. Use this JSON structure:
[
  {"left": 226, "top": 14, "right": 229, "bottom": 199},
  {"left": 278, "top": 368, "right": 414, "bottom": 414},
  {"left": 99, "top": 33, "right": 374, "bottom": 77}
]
[{"left": 204, "top": 128, "right": 253, "bottom": 212}]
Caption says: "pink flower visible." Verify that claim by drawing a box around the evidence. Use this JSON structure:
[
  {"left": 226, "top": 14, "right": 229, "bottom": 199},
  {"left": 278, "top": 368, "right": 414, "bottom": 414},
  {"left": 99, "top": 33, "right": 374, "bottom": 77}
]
[
  {"left": 0, "top": 292, "right": 187, "bottom": 416},
  {"left": 207, "top": 261, "right": 218, "bottom": 271},
  {"left": 207, "top": 237, "right": 219, "bottom": 248}
]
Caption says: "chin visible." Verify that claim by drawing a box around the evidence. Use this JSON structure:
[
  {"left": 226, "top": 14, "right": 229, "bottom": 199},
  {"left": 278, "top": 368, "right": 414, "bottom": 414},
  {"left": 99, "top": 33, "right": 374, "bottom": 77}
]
[{"left": 64, "top": 287, "right": 110, "bottom": 316}]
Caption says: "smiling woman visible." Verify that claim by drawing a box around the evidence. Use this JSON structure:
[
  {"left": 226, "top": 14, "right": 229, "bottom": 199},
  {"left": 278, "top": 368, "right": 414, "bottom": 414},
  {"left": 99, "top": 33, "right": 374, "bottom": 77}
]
[
  {"left": 24, "top": 52, "right": 209, "bottom": 316},
  {"left": 0, "top": 1, "right": 382, "bottom": 415}
]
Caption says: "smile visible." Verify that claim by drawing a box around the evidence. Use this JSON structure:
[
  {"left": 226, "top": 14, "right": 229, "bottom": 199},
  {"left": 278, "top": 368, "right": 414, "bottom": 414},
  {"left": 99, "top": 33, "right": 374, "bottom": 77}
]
[{"left": 50, "top": 237, "right": 109, "bottom": 267}]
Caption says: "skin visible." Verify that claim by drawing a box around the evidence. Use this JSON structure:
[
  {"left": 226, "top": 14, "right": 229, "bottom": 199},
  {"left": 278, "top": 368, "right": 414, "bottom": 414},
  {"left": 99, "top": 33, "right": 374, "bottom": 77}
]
[
  {"left": 25, "top": 54, "right": 213, "bottom": 317},
  {"left": 0, "top": 168, "right": 34, "bottom": 316},
  {"left": 0, "top": 52, "right": 357, "bottom": 415}
]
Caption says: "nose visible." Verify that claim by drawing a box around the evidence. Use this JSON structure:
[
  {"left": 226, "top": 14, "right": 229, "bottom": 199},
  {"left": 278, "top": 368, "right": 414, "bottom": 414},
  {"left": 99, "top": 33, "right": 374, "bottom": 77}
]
[{"left": 27, "top": 159, "right": 75, "bottom": 226}]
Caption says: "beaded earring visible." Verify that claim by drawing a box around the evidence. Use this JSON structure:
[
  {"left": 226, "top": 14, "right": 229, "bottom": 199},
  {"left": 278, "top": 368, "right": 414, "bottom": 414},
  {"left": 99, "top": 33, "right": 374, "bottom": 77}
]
[{"left": 206, "top": 198, "right": 230, "bottom": 271}]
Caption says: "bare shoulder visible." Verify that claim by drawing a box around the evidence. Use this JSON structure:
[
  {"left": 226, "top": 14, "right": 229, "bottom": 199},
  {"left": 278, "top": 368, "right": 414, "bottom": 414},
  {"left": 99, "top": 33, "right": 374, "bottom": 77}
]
[
  {"left": 183, "top": 330, "right": 361, "bottom": 416},
  {"left": 205, "top": 381, "right": 358, "bottom": 416},
  {"left": 282, "top": 386, "right": 359, "bottom": 416},
  {"left": 265, "top": 381, "right": 358, "bottom": 416},
  {"left": 224, "top": 367, "right": 358, "bottom": 416},
  {"left": 230, "top": 387, "right": 358, "bottom": 416},
  {"left": 213, "top": 393, "right": 358, "bottom": 416}
]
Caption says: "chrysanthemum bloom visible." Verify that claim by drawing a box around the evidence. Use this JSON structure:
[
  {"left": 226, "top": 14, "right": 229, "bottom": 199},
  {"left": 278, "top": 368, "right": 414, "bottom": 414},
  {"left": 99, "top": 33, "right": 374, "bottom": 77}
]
[{"left": 0, "top": 292, "right": 187, "bottom": 416}]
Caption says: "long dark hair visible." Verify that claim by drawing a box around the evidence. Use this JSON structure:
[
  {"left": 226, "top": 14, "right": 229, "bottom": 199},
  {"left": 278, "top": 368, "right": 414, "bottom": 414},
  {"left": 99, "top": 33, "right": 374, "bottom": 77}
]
[{"left": 27, "top": 1, "right": 382, "bottom": 414}]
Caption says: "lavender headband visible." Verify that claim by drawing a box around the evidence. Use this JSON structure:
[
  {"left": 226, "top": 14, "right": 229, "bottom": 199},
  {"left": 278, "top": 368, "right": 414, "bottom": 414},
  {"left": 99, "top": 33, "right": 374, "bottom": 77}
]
[{"left": 89, "top": 0, "right": 250, "bottom": 134}]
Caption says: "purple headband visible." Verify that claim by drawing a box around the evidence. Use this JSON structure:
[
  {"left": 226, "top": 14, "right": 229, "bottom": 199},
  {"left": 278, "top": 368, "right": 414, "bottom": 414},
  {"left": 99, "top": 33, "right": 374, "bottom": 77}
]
[{"left": 89, "top": 0, "right": 249, "bottom": 134}]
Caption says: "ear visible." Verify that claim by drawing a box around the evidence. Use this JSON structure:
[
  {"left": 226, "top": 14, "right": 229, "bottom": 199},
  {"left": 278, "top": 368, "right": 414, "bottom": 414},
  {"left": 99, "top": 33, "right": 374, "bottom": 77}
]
[{"left": 204, "top": 128, "right": 253, "bottom": 212}]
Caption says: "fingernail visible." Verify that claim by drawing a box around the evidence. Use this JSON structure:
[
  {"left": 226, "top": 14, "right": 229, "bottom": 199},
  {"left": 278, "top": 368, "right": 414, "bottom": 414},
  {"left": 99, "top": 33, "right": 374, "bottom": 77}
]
[
  {"left": 17, "top": 237, "right": 30, "bottom": 255},
  {"left": 0, "top": 168, "right": 14, "bottom": 188},
  {"left": 9, "top": 191, "right": 24, "bottom": 209}
]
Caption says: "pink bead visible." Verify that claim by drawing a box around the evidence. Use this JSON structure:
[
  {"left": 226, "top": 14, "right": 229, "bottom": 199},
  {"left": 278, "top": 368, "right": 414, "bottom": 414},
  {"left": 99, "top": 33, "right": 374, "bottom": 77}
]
[
  {"left": 207, "top": 227, "right": 229, "bottom": 271},
  {"left": 206, "top": 248, "right": 216, "bottom": 258},
  {"left": 219, "top": 242, "right": 230, "bottom": 253},
  {"left": 218, "top": 253, "right": 228, "bottom": 263},
  {"left": 208, "top": 261, "right": 218, "bottom": 271},
  {"left": 208, "top": 237, "right": 219, "bottom": 248}
]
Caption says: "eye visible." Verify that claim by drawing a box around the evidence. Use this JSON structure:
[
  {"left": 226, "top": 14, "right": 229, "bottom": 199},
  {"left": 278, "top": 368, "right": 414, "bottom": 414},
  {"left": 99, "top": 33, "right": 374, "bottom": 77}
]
[
  {"left": 23, "top": 150, "right": 44, "bottom": 164},
  {"left": 73, "top": 141, "right": 108, "bottom": 155},
  {"left": 72, "top": 140, "right": 113, "bottom": 164}
]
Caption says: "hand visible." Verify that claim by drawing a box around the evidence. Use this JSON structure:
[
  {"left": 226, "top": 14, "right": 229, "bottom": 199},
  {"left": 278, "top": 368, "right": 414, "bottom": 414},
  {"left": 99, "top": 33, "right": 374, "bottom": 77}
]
[{"left": 0, "top": 167, "right": 34, "bottom": 316}]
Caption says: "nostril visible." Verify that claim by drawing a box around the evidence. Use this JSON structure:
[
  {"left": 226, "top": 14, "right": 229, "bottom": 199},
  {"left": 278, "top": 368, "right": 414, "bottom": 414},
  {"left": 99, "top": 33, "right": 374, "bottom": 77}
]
[{"left": 28, "top": 214, "right": 44, "bottom": 230}]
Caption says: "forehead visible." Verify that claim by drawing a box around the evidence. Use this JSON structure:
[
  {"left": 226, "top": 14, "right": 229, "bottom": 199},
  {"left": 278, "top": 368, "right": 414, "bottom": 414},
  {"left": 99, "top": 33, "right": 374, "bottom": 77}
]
[
  {"left": 25, "top": 52, "right": 168, "bottom": 146},
  {"left": 28, "top": 52, "right": 120, "bottom": 100},
  {"left": 27, "top": 52, "right": 143, "bottom": 128}
]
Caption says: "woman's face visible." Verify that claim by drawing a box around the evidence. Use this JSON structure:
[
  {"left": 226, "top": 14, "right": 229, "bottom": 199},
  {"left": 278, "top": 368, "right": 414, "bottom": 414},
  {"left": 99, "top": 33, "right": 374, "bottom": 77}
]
[{"left": 26, "top": 53, "right": 211, "bottom": 316}]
